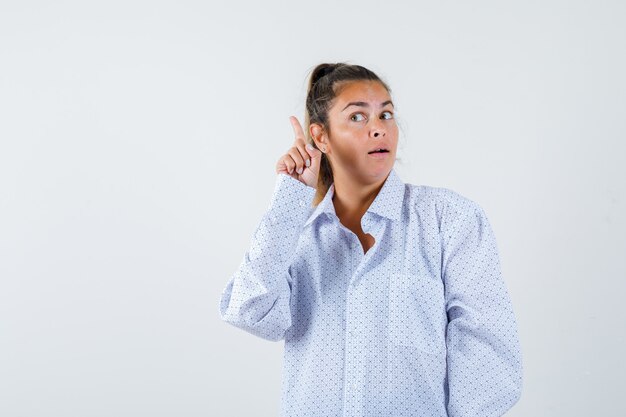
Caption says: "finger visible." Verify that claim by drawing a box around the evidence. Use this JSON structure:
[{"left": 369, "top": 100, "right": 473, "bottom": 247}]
[
  {"left": 289, "top": 116, "right": 306, "bottom": 141},
  {"left": 283, "top": 154, "right": 296, "bottom": 174},
  {"left": 305, "top": 143, "right": 322, "bottom": 169},
  {"left": 294, "top": 141, "right": 311, "bottom": 169},
  {"left": 277, "top": 156, "right": 291, "bottom": 174},
  {"left": 287, "top": 147, "right": 305, "bottom": 174}
]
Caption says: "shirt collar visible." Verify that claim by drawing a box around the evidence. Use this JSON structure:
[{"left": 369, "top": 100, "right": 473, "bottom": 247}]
[{"left": 304, "top": 168, "right": 406, "bottom": 228}]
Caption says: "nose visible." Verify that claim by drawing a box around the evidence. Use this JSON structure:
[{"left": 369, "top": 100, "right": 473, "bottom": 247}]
[{"left": 371, "top": 118, "right": 386, "bottom": 138}]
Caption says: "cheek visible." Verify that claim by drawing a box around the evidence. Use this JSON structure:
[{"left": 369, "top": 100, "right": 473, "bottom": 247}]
[
  {"left": 332, "top": 125, "right": 362, "bottom": 146},
  {"left": 389, "top": 124, "right": 400, "bottom": 141},
  {"left": 334, "top": 120, "right": 357, "bottom": 134}
]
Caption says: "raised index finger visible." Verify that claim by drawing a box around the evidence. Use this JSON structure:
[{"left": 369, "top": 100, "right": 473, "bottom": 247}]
[{"left": 289, "top": 116, "right": 306, "bottom": 142}]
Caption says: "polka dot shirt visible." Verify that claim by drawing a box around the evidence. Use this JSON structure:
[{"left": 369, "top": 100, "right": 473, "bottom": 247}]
[{"left": 218, "top": 168, "right": 523, "bottom": 417}]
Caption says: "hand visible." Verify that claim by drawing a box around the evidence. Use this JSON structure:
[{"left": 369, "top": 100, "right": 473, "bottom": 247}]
[{"left": 275, "top": 116, "right": 322, "bottom": 189}]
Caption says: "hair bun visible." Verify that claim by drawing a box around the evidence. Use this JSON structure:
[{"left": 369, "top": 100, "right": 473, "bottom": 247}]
[
  {"left": 313, "top": 64, "right": 337, "bottom": 85},
  {"left": 319, "top": 65, "right": 335, "bottom": 77}
]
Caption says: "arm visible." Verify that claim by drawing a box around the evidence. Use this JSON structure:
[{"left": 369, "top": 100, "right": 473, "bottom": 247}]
[
  {"left": 218, "top": 173, "right": 316, "bottom": 342},
  {"left": 441, "top": 198, "right": 523, "bottom": 416}
]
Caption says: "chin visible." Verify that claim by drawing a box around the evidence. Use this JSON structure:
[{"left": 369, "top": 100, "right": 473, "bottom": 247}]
[{"left": 365, "top": 165, "right": 392, "bottom": 179}]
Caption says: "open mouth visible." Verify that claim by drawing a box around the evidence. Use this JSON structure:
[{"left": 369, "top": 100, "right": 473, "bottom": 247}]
[{"left": 368, "top": 148, "right": 389, "bottom": 154}]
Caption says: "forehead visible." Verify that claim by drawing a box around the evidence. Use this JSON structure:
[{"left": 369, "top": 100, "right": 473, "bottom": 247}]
[{"left": 332, "top": 80, "right": 390, "bottom": 106}]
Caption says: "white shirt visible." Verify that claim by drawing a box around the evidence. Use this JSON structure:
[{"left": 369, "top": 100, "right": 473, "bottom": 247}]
[{"left": 218, "top": 168, "right": 523, "bottom": 417}]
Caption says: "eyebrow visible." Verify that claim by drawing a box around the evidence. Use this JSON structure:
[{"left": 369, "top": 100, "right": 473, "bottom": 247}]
[{"left": 341, "top": 100, "right": 394, "bottom": 112}]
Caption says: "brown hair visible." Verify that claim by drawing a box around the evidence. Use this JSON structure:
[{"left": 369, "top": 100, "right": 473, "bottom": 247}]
[{"left": 303, "top": 62, "right": 394, "bottom": 206}]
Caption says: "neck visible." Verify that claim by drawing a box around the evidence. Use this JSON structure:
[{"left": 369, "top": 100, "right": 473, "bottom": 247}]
[{"left": 331, "top": 169, "right": 388, "bottom": 226}]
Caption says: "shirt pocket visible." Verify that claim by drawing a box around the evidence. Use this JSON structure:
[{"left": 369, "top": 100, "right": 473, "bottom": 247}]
[{"left": 388, "top": 272, "right": 446, "bottom": 357}]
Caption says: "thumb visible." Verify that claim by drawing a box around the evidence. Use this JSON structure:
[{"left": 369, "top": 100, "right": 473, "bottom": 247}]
[{"left": 305, "top": 143, "right": 322, "bottom": 168}]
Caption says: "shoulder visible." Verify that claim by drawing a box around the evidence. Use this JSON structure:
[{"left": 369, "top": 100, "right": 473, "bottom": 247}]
[
  {"left": 402, "top": 182, "right": 490, "bottom": 244},
  {"left": 404, "top": 183, "right": 483, "bottom": 219}
]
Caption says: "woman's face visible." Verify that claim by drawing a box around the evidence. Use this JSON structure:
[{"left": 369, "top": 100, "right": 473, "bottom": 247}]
[{"left": 312, "top": 80, "right": 398, "bottom": 182}]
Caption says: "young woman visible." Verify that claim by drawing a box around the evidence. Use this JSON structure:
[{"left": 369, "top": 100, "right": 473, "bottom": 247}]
[{"left": 219, "top": 63, "right": 523, "bottom": 417}]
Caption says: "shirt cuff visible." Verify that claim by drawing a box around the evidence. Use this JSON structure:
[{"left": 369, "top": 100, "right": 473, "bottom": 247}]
[{"left": 267, "top": 173, "right": 317, "bottom": 223}]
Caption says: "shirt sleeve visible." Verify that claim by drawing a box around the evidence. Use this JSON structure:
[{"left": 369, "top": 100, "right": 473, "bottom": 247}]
[
  {"left": 441, "top": 197, "right": 523, "bottom": 416},
  {"left": 218, "top": 173, "right": 317, "bottom": 342}
]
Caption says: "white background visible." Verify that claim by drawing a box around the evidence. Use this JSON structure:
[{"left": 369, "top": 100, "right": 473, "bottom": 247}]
[{"left": 1, "top": 1, "right": 624, "bottom": 416}]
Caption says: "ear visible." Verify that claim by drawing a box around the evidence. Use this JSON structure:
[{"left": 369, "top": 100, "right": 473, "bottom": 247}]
[{"left": 309, "top": 123, "right": 327, "bottom": 148}]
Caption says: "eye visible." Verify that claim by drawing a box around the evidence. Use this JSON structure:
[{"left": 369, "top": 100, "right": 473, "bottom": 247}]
[
  {"left": 381, "top": 110, "right": 394, "bottom": 120},
  {"left": 350, "top": 113, "right": 365, "bottom": 122}
]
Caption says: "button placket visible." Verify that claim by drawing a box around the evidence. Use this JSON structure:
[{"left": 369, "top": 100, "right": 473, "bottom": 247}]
[{"left": 344, "top": 276, "right": 357, "bottom": 413}]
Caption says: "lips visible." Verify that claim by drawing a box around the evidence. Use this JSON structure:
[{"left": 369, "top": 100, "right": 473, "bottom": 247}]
[{"left": 368, "top": 148, "right": 389, "bottom": 154}]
